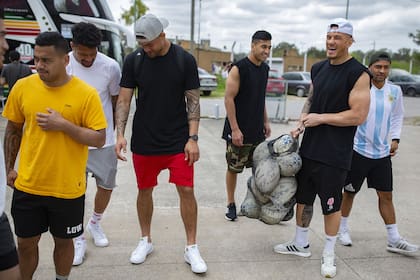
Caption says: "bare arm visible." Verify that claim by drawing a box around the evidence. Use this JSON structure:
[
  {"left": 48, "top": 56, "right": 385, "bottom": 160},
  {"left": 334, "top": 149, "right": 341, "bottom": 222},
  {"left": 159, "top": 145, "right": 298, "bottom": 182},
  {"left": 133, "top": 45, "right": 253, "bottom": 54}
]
[
  {"left": 35, "top": 108, "right": 105, "bottom": 148},
  {"left": 301, "top": 72, "right": 371, "bottom": 128},
  {"left": 224, "top": 65, "right": 242, "bottom": 146},
  {"left": 115, "top": 87, "right": 134, "bottom": 161},
  {"left": 111, "top": 95, "right": 118, "bottom": 130},
  {"left": 4, "top": 121, "right": 23, "bottom": 186},
  {"left": 291, "top": 85, "right": 313, "bottom": 138}
]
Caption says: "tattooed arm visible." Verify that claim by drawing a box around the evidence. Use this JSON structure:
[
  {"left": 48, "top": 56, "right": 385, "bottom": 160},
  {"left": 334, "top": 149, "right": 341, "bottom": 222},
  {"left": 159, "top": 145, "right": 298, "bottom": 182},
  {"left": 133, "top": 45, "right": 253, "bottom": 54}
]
[
  {"left": 4, "top": 121, "right": 23, "bottom": 187},
  {"left": 290, "top": 85, "right": 313, "bottom": 138},
  {"left": 114, "top": 87, "right": 134, "bottom": 161},
  {"left": 184, "top": 88, "right": 200, "bottom": 165}
]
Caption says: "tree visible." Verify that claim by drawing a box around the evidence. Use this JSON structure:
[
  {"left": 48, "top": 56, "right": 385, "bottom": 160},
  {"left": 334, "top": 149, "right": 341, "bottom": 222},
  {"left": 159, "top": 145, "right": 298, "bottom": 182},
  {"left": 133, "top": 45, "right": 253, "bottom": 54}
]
[
  {"left": 306, "top": 47, "right": 326, "bottom": 59},
  {"left": 393, "top": 48, "right": 412, "bottom": 61},
  {"left": 409, "top": 30, "right": 420, "bottom": 46},
  {"left": 272, "top": 42, "right": 297, "bottom": 57},
  {"left": 120, "top": 0, "right": 148, "bottom": 25}
]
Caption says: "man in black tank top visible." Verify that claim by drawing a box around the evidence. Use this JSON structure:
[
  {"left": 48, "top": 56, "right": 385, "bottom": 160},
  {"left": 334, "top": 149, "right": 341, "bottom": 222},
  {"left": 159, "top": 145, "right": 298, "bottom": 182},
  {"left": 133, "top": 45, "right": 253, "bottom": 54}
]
[
  {"left": 222, "top": 30, "right": 272, "bottom": 221},
  {"left": 273, "top": 18, "right": 371, "bottom": 278}
]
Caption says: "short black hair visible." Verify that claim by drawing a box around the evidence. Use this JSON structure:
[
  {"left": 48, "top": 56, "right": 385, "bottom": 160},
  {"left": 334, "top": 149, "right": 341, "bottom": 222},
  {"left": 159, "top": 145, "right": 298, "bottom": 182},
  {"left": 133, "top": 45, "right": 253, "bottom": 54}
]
[
  {"left": 252, "top": 30, "right": 272, "bottom": 42},
  {"left": 369, "top": 52, "right": 391, "bottom": 67},
  {"left": 35, "top": 32, "right": 70, "bottom": 54},
  {"left": 9, "top": 50, "right": 20, "bottom": 61},
  {"left": 71, "top": 22, "right": 102, "bottom": 48}
]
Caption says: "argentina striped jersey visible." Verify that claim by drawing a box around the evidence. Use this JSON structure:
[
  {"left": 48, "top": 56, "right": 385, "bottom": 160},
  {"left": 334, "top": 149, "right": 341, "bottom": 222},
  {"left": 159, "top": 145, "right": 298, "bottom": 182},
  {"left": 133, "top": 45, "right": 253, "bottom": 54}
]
[{"left": 353, "top": 81, "right": 404, "bottom": 159}]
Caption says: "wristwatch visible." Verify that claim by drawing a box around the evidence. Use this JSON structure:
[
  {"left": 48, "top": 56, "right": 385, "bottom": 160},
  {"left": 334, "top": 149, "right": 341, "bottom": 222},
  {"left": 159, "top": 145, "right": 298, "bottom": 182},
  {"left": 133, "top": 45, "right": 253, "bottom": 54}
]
[{"left": 189, "top": 134, "right": 199, "bottom": 141}]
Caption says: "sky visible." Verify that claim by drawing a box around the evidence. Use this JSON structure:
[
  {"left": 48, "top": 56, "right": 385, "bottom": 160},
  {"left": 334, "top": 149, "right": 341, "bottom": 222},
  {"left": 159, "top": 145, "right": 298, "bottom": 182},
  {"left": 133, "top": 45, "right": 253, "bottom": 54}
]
[{"left": 108, "top": 0, "right": 420, "bottom": 55}]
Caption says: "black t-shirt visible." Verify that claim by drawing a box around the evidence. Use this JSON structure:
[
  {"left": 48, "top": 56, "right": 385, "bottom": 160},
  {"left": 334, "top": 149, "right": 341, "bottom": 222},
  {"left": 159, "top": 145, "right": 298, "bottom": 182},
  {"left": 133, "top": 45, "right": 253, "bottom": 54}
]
[
  {"left": 120, "top": 44, "right": 199, "bottom": 155},
  {"left": 299, "top": 57, "right": 369, "bottom": 170},
  {"left": 222, "top": 57, "right": 269, "bottom": 144}
]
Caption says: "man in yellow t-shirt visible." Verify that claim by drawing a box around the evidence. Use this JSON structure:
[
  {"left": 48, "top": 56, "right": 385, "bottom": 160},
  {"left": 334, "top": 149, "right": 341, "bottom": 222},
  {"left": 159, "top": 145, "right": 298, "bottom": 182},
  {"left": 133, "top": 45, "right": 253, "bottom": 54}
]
[{"left": 2, "top": 31, "right": 106, "bottom": 280}]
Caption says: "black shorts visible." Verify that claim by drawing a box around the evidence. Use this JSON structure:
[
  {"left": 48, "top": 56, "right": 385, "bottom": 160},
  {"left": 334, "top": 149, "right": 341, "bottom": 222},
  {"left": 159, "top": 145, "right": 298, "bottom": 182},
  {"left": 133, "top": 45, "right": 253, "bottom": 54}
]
[
  {"left": 344, "top": 151, "right": 393, "bottom": 193},
  {"left": 11, "top": 189, "right": 85, "bottom": 239},
  {"left": 0, "top": 213, "right": 19, "bottom": 271},
  {"left": 296, "top": 157, "right": 347, "bottom": 215}
]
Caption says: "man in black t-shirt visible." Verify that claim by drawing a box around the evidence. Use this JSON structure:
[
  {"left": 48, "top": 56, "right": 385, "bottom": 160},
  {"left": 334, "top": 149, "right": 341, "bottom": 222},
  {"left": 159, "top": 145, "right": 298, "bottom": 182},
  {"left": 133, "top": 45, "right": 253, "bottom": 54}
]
[
  {"left": 222, "top": 30, "right": 272, "bottom": 221},
  {"left": 273, "top": 18, "right": 371, "bottom": 278},
  {"left": 115, "top": 14, "right": 207, "bottom": 274}
]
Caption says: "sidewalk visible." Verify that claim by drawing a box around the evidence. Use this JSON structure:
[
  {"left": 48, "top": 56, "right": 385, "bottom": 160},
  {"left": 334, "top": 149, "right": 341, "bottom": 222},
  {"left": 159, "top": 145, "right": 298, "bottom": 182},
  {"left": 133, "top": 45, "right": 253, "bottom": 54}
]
[{"left": 2, "top": 115, "right": 420, "bottom": 280}]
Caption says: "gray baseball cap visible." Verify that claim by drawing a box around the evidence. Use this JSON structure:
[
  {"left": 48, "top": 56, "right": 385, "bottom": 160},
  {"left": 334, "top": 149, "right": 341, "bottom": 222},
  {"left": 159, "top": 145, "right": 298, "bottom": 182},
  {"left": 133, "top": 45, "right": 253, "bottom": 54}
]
[
  {"left": 134, "top": 14, "right": 169, "bottom": 43},
  {"left": 327, "top": 18, "right": 353, "bottom": 38}
]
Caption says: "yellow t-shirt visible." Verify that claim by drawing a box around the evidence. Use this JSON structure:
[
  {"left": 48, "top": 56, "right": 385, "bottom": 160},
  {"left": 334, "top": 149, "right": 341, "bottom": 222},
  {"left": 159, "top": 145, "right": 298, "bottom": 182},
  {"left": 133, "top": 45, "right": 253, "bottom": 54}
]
[{"left": 2, "top": 74, "right": 107, "bottom": 199}]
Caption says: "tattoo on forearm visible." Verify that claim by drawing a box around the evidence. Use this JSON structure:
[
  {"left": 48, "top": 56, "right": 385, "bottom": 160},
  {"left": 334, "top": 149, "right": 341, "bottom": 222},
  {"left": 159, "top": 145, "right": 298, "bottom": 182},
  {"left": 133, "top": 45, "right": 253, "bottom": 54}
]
[
  {"left": 4, "top": 123, "right": 22, "bottom": 173},
  {"left": 301, "top": 205, "right": 313, "bottom": 227},
  {"left": 115, "top": 100, "right": 130, "bottom": 136},
  {"left": 301, "top": 87, "right": 313, "bottom": 114},
  {"left": 185, "top": 89, "right": 200, "bottom": 121}
]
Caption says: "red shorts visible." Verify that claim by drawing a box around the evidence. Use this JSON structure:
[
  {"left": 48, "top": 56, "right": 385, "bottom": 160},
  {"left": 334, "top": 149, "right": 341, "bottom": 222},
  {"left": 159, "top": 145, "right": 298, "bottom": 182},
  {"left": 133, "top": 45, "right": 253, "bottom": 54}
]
[{"left": 132, "top": 153, "right": 194, "bottom": 189}]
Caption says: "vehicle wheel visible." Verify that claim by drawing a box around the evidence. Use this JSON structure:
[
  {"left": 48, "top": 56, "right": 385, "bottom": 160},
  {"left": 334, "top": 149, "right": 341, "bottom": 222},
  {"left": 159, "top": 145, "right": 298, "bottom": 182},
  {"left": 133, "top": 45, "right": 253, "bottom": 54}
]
[
  {"left": 203, "top": 90, "right": 211, "bottom": 96},
  {"left": 406, "top": 88, "right": 416, "bottom": 97},
  {"left": 296, "top": 88, "right": 305, "bottom": 97}
]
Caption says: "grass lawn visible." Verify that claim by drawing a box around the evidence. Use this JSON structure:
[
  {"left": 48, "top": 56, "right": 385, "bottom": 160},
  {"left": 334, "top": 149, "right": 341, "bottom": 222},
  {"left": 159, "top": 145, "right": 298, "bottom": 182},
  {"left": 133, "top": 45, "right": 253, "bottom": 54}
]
[{"left": 202, "top": 74, "right": 225, "bottom": 98}]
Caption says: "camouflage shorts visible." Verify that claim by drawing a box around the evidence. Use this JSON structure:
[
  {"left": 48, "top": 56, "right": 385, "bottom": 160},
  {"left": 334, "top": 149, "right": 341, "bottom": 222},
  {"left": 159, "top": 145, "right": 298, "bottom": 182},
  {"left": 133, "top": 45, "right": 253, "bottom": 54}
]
[{"left": 225, "top": 142, "right": 259, "bottom": 173}]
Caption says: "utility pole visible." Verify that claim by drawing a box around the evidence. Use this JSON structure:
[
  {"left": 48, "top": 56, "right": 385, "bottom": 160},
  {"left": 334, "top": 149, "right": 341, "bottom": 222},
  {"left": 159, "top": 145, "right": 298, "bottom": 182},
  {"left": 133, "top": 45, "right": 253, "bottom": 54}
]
[
  {"left": 190, "top": 0, "right": 195, "bottom": 54},
  {"left": 345, "top": 0, "right": 350, "bottom": 19}
]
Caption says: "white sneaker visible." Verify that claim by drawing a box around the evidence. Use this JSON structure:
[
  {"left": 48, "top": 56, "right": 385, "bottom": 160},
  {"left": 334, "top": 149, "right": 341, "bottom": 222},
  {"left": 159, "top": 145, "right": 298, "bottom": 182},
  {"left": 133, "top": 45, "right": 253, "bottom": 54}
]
[
  {"left": 184, "top": 244, "right": 207, "bottom": 273},
  {"left": 130, "top": 236, "right": 153, "bottom": 264},
  {"left": 321, "top": 251, "right": 336, "bottom": 278},
  {"left": 86, "top": 221, "right": 109, "bottom": 247},
  {"left": 72, "top": 238, "right": 87, "bottom": 266},
  {"left": 273, "top": 241, "right": 311, "bottom": 257},
  {"left": 338, "top": 231, "right": 352, "bottom": 246},
  {"left": 387, "top": 238, "right": 419, "bottom": 256}
]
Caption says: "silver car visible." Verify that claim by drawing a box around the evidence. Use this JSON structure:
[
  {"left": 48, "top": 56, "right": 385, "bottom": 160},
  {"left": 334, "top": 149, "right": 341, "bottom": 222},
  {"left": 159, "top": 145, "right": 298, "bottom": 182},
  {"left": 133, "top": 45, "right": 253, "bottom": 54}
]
[
  {"left": 198, "top": 67, "right": 218, "bottom": 96},
  {"left": 281, "top": 71, "right": 311, "bottom": 97}
]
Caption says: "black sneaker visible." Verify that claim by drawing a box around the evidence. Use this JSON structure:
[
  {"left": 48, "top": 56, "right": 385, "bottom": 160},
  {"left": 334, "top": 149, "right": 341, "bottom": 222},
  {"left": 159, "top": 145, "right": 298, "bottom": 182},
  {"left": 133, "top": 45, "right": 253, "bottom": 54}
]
[{"left": 225, "top": 203, "right": 237, "bottom": 221}]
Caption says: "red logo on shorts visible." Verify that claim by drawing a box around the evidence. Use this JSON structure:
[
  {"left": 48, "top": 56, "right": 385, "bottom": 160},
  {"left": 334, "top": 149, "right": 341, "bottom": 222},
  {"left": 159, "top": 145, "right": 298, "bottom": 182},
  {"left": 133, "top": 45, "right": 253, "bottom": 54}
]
[{"left": 327, "top": 197, "right": 334, "bottom": 211}]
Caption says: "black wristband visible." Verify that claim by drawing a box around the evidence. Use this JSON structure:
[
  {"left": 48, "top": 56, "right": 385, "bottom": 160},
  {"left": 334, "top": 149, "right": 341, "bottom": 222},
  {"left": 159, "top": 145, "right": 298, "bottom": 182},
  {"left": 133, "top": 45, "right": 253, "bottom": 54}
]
[{"left": 392, "top": 139, "right": 400, "bottom": 143}]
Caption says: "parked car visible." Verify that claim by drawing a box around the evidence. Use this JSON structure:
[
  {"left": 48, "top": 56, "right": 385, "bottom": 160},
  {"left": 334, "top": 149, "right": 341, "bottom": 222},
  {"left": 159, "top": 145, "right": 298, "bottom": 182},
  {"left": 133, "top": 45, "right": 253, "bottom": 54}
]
[
  {"left": 266, "top": 69, "right": 285, "bottom": 97},
  {"left": 198, "top": 67, "right": 218, "bottom": 96},
  {"left": 388, "top": 69, "right": 420, "bottom": 96},
  {"left": 281, "top": 71, "right": 311, "bottom": 97}
]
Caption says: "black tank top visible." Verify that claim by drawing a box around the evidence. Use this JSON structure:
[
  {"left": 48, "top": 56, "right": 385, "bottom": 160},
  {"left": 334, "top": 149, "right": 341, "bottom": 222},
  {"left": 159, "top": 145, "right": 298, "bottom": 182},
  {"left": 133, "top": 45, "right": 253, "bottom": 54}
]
[
  {"left": 222, "top": 57, "right": 269, "bottom": 144},
  {"left": 300, "top": 58, "right": 369, "bottom": 170}
]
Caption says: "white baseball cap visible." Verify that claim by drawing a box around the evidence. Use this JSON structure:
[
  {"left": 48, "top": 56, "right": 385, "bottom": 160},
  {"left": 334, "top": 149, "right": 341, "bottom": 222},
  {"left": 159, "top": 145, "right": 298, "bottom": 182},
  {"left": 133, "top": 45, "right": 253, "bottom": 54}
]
[
  {"left": 327, "top": 18, "right": 353, "bottom": 38},
  {"left": 134, "top": 14, "right": 169, "bottom": 43}
]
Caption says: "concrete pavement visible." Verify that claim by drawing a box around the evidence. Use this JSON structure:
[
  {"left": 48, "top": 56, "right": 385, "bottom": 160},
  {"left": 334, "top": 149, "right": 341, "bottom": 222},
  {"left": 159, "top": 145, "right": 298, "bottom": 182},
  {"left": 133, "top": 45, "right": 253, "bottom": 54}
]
[{"left": 1, "top": 96, "right": 420, "bottom": 280}]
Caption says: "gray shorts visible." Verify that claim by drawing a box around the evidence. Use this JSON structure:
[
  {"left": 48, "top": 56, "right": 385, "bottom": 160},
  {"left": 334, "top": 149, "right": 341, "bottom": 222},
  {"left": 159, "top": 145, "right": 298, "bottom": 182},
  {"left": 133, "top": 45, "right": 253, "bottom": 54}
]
[{"left": 87, "top": 145, "right": 117, "bottom": 190}]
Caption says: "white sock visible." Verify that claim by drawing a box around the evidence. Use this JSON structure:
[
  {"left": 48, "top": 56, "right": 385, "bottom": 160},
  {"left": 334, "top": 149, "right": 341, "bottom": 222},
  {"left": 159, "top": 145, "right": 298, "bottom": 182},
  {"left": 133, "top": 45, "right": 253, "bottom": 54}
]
[
  {"left": 90, "top": 211, "right": 103, "bottom": 225},
  {"left": 339, "top": 216, "right": 349, "bottom": 232},
  {"left": 74, "top": 234, "right": 85, "bottom": 242},
  {"left": 294, "top": 225, "right": 309, "bottom": 247},
  {"left": 324, "top": 234, "right": 337, "bottom": 253},
  {"left": 386, "top": 224, "right": 400, "bottom": 244}
]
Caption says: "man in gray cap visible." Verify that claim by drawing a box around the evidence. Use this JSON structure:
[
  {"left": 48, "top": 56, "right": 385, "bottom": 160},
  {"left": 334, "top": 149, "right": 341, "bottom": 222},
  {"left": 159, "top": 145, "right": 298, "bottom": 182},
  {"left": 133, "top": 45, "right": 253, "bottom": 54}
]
[
  {"left": 338, "top": 52, "right": 418, "bottom": 255},
  {"left": 115, "top": 14, "right": 207, "bottom": 274},
  {"left": 273, "top": 18, "right": 371, "bottom": 278}
]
